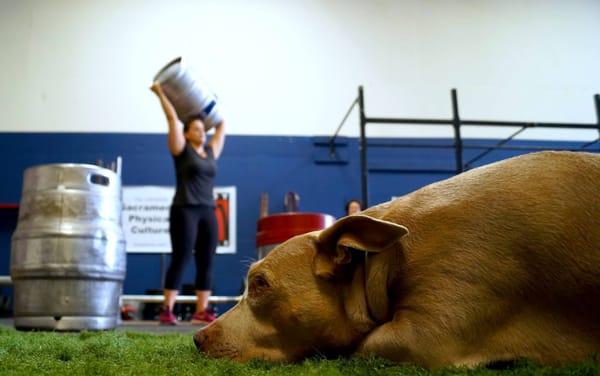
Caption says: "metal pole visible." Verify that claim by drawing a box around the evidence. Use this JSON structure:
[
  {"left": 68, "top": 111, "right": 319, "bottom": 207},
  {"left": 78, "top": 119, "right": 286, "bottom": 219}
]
[
  {"left": 358, "top": 86, "right": 369, "bottom": 207},
  {"left": 359, "top": 117, "right": 599, "bottom": 129},
  {"left": 464, "top": 127, "right": 527, "bottom": 169},
  {"left": 121, "top": 294, "right": 241, "bottom": 304},
  {"left": 579, "top": 94, "right": 600, "bottom": 150},
  {"left": 580, "top": 94, "right": 600, "bottom": 150},
  {"left": 329, "top": 97, "right": 359, "bottom": 158},
  {"left": 451, "top": 89, "right": 464, "bottom": 173}
]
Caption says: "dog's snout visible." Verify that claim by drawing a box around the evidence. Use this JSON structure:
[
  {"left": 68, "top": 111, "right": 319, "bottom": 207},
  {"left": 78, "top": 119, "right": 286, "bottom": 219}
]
[{"left": 193, "top": 330, "right": 206, "bottom": 351}]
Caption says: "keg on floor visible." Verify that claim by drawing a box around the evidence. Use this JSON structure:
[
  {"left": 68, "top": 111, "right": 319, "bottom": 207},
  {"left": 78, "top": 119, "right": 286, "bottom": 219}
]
[
  {"left": 154, "top": 56, "right": 223, "bottom": 130},
  {"left": 256, "top": 213, "right": 335, "bottom": 259},
  {"left": 10, "top": 164, "right": 126, "bottom": 331}
]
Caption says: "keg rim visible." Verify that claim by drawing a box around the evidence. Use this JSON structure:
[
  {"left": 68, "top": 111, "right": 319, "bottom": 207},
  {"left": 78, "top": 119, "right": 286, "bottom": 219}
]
[
  {"left": 24, "top": 163, "right": 119, "bottom": 176},
  {"left": 154, "top": 56, "right": 183, "bottom": 82}
]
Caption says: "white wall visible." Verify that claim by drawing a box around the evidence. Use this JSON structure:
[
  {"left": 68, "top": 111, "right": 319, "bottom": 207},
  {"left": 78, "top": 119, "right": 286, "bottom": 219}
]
[{"left": 1, "top": 0, "right": 599, "bottom": 140}]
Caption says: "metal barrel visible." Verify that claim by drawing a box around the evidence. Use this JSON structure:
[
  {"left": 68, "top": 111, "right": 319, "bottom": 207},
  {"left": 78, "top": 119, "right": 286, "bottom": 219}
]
[
  {"left": 10, "top": 164, "right": 126, "bottom": 331},
  {"left": 256, "top": 213, "right": 336, "bottom": 259},
  {"left": 154, "top": 56, "right": 223, "bottom": 130}
]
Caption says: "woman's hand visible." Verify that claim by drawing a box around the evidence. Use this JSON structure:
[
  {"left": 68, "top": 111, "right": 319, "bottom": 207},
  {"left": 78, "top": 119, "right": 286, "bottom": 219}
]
[{"left": 150, "top": 81, "right": 163, "bottom": 96}]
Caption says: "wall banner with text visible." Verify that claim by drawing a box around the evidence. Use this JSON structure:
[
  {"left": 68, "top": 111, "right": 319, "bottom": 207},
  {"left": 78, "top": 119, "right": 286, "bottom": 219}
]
[{"left": 121, "top": 186, "right": 236, "bottom": 254}]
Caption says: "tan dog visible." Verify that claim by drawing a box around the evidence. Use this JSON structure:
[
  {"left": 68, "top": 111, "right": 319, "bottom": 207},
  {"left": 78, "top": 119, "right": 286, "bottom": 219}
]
[{"left": 194, "top": 151, "right": 600, "bottom": 368}]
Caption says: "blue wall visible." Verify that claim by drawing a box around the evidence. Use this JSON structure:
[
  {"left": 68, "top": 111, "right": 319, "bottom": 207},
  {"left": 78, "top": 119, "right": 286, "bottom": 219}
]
[{"left": 0, "top": 133, "right": 596, "bottom": 308}]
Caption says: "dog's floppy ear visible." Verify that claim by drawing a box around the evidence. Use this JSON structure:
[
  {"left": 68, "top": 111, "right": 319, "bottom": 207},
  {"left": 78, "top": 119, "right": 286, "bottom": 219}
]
[{"left": 313, "top": 215, "right": 408, "bottom": 279}]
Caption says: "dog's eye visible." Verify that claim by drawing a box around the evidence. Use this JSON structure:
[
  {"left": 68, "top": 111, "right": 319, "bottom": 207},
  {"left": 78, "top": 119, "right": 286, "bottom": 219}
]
[
  {"left": 249, "top": 275, "right": 270, "bottom": 297},
  {"left": 253, "top": 275, "right": 269, "bottom": 289}
]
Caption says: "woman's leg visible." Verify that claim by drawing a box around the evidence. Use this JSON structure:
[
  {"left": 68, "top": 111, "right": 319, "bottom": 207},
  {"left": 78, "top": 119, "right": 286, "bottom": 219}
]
[
  {"left": 163, "top": 289, "right": 178, "bottom": 312},
  {"left": 164, "top": 205, "right": 199, "bottom": 311},
  {"left": 193, "top": 206, "right": 219, "bottom": 313},
  {"left": 195, "top": 290, "right": 211, "bottom": 312}
]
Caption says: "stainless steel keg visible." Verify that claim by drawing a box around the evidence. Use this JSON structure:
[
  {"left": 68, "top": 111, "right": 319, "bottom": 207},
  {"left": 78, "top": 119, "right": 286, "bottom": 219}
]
[
  {"left": 10, "top": 164, "right": 126, "bottom": 331},
  {"left": 154, "top": 56, "right": 223, "bottom": 130}
]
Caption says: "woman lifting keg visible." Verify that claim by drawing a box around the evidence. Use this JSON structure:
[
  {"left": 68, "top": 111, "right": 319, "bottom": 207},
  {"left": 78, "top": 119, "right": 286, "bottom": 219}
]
[{"left": 150, "top": 79, "right": 225, "bottom": 325}]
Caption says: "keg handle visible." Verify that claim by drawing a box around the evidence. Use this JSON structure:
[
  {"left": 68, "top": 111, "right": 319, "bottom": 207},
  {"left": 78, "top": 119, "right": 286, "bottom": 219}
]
[{"left": 89, "top": 173, "right": 110, "bottom": 187}]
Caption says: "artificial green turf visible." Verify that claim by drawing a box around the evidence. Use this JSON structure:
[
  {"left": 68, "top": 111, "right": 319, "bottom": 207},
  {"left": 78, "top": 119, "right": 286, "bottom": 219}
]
[{"left": 0, "top": 326, "right": 597, "bottom": 375}]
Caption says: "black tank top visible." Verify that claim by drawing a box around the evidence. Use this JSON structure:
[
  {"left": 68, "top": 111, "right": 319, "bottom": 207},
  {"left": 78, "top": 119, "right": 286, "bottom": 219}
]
[{"left": 172, "top": 143, "right": 216, "bottom": 207}]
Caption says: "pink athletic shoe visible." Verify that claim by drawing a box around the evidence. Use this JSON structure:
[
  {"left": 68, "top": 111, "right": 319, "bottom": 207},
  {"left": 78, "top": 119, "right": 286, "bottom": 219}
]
[
  {"left": 191, "top": 309, "right": 217, "bottom": 325},
  {"left": 159, "top": 306, "right": 177, "bottom": 326}
]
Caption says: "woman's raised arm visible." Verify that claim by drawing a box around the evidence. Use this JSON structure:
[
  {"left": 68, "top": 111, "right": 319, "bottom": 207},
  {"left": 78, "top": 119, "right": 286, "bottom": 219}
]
[
  {"left": 150, "top": 81, "right": 185, "bottom": 156},
  {"left": 209, "top": 121, "right": 225, "bottom": 159}
]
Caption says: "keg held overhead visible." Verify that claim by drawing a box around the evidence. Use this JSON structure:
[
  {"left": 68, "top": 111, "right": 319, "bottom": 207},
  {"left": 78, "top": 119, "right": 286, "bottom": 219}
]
[{"left": 153, "top": 57, "right": 223, "bottom": 131}]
